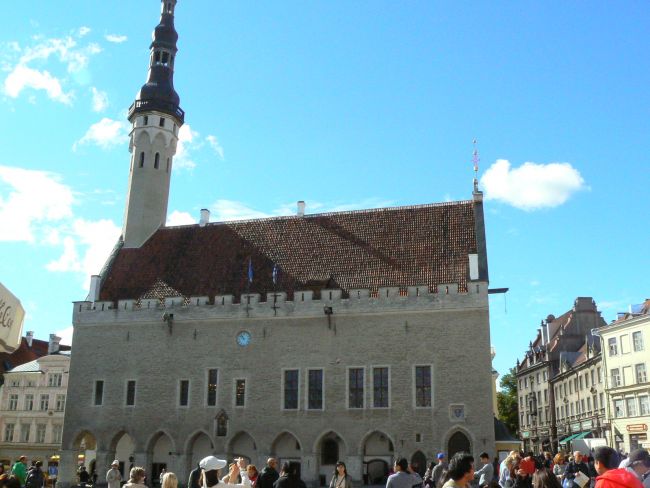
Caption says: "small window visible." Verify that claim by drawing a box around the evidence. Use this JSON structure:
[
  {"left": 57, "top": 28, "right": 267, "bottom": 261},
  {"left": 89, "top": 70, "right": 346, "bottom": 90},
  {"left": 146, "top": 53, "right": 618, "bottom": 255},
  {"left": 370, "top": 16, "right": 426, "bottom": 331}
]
[
  {"left": 52, "top": 425, "right": 63, "bottom": 443},
  {"left": 283, "top": 369, "right": 299, "bottom": 410},
  {"left": 348, "top": 368, "right": 364, "bottom": 409},
  {"left": 20, "top": 423, "right": 30, "bottom": 443},
  {"left": 162, "top": 52, "right": 169, "bottom": 65},
  {"left": 414, "top": 365, "right": 432, "bottom": 407},
  {"left": 308, "top": 369, "right": 323, "bottom": 410},
  {"left": 608, "top": 337, "right": 618, "bottom": 356},
  {"left": 9, "top": 394, "right": 18, "bottom": 411},
  {"left": 55, "top": 394, "right": 66, "bottom": 411},
  {"left": 139, "top": 152, "right": 145, "bottom": 168},
  {"left": 207, "top": 369, "right": 218, "bottom": 406},
  {"left": 179, "top": 380, "right": 189, "bottom": 407},
  {"left": 154, "top": 153, "right": 160, "bottom": 169},
  {"left": 373, "top": 367, "right": 389, "bottom": 408},
  {"left": 626, "top": 397, "right": 637, "bottom": 416},
  {"left": 636, "top": 364, "right": 647, "bottom": 383},
  {"left": 126, "top": 380, "right": 136, "bottom": 406},
  {"left": 633, "top": 331, "right": 644, "bottom": 351},
  {"left": 25, "top": 394, "right": 34, "bottom": 411},
  {"left": 4, "top": 424, "right": 14, "bottom": 442},
  {"left": 48, "top": 373, "right": 62, "bottom": 387},
  {"left": 155, "top": 51, "right": 161, "bottom": 63},
  {"left": 235, "top": 379, "right": 246, "bottom": 407},
  {"left": 611, "top": 368, "right": 621, "bottom": 387},
  {"left": 40, "top": 394, "right": 49, "bottom": 411},
  {"left": 94, "top": 381, "right": 104, "bottom": 406},
  {"left": 143, "top": 115, "right": 149, "bottom": 125},
  {"left": 36, "top": 424, "right": 46, "bottom": 444},
  {"left": 159, "top": 117, "right": 165, "bottom": 127}
]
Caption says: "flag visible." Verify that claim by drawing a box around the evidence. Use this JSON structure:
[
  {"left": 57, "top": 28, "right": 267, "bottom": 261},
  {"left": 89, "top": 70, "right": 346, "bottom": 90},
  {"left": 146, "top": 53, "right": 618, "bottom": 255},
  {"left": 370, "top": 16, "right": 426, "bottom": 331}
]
[
  {"left": 247, "top": 257, "right": 253, "bottom": 284},
  {"left": 272, "top": 264, "right": 279, "bottom": 285}
]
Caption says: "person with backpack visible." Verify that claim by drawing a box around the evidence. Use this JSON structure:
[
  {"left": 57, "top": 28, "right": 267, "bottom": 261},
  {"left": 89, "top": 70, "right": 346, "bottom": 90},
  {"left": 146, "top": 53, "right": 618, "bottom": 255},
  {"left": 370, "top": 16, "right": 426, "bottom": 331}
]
[{"left": 24, "top": 462, "right": 44, "bottom": 488}]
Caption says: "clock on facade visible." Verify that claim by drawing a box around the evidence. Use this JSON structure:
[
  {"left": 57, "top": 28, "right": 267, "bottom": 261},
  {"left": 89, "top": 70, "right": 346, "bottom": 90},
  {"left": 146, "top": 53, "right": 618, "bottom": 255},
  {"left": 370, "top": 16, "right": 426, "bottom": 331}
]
[{"left": 236, "top": 331, "right": 251, "bottom": 347}]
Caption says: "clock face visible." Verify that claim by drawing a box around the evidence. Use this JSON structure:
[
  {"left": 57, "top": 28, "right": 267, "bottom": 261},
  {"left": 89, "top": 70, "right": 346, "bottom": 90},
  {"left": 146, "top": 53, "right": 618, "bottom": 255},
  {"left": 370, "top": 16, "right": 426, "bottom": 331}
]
[{"left": 236, "top": 331, "right": 251, "bottom": 347}]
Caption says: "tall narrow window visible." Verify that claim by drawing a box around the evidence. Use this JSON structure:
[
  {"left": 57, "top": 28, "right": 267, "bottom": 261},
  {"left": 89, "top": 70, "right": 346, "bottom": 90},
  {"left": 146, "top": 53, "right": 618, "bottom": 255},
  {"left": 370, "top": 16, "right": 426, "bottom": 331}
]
[
  {"left": 611, "top": 369, "right": 621, "bottom": 387},
  {"left": 9, "top": 394, "right": 18, "bottom": 411},
  {"left": 143, "top": 115, "right": 149, "bottom": 125},
  {"left": 139, "top": 152, "right": 145, "bottom": 168},
  {"left": 614, "top": 398, "right": 623, "bottom": 417},
  {"left": 633, "top": 331, "right": 644, "bottom": 352},
  {"left": 308, "top": 369, "right": 323, "bottom": 410},
  {"left": 235, "top": 379, "right": 246, "bottom": 407},
  {"left": 55, "top": 394, "right": 66, "bottom": 411},
  {"left": 159, "top": 117, "right": 165, "bottom": 127},
  {"left": 626, "top": 397, "right": 637, "bottom": 416},
  {"left": 415, "top": 366, "right": 432, "bottom": 407},
  {"left": 40, "top": 394, "right": 49, "bottom": 411},
  {"left": 52, "top": 425, "right": 63, "bottom": 443},
  {"left": 348, "top": 368, "right": 364, "bottom": 409},
  {"left": 179, "top": 380, "right": 189, "bottom": 407},
  {"left": 608, "top": 337, "right": 618, "bottom": 356},
  {"left": 373, "top": 367, "right": 389, "bottom": 408},
  {"left": 36, "top": 424, "right": 46, "bottom": 444},
  {"left": 207, "top": 369, "right": 218, "bottom": 406},
  {"left": 94, "top": 381, "right": 104, "bottom": 406},
  {"left": 640, "top": 395, "right": 650, "bottom": 415},
  {"left": 4, "top": 424, "right": 14, "bottom": 442},
  {"left": 636, "top": 364, "right": 647, "bottom": 383},
  {"left": 161, "top": 52, "right": 169, "bottom": 66},
  {"left": 25, "top": 394, "right": 34, "bottom": 411},
  {"left": 20, "top": 424, "right": 30, "bottom": 442},
  {"left": 283, "top": 369, "right": 299, "bottom": 409},
  {"left": 126, "top": 380, "right": 136, "bottom": 406},
  {"left": 154, "top": 153, "right": 160, "bottom": 169}
]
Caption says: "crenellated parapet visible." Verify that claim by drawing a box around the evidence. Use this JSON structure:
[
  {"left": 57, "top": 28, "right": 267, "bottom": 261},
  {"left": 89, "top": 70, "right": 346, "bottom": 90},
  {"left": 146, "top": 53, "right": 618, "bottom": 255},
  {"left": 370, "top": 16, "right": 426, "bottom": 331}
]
[{"left": 73, "top": 282, "right": 488, "bottom": 324}]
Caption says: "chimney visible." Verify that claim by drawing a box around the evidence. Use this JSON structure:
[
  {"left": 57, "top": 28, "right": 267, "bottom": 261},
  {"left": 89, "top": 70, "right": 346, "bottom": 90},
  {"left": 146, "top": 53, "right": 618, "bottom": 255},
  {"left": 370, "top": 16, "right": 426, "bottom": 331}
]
[
  {"left": 26, "top": 331, "right": 34, "bottom": 347},
  {"left": 468, "top": 254, "right": 479, "bottom": 280},
  {"left": 540, "top": 321, "right": 548, "bottom": 345},
  {"left": 48, "top": 334, "right": 61, "bottom": 355},
  {"left": 199, "top": 208, "right": 210, "bottom": 227},
  {"left": 297, "top": 201, "right": 305, "bottom": 217},
  {"left": 89, "top": 275, "right": 101, "bottom": 302}
]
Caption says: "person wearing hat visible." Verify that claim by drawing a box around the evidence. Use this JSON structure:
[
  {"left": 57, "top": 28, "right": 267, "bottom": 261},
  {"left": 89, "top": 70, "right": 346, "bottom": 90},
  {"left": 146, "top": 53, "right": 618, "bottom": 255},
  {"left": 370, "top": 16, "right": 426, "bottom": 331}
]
[
  {"left": 107, "top": 460, "right": 122, "bottom": 488},
  {"left": 627, "top": 449, "right": 650, "bottom": 488},
  {"left": 431, "top": 454, "right": 447, "bottom": 488},
  {"left": 199, "top": 456, "right": 249, "bottom": 488}
]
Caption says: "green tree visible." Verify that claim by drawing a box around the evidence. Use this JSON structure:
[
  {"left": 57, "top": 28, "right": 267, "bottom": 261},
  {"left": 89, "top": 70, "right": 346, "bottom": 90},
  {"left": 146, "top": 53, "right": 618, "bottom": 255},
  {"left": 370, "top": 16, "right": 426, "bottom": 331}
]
[{"left": 497, "top": 367, "right": 519, "bottom": 435}]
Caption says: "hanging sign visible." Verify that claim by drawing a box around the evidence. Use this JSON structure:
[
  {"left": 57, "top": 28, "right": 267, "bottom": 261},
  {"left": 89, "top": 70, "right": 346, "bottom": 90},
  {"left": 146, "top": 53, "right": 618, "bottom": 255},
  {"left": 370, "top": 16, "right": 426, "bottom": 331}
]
[{"left": 0, "top": 282, "right": 25, "bottom": 353}]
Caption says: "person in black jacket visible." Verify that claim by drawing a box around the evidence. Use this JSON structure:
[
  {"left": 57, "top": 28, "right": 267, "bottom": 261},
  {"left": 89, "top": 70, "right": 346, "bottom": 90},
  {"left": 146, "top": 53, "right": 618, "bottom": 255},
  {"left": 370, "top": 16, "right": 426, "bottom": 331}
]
[
  {"left": 25, "top": 462, "right": 44, "bottom": 488},
  {"left": 258, "top": 459, "right": 279, "bottom": 488},
  {"left": 187, "top": 464, "right": 201, "bottom": 488},
  {"left": 563, "top": 452, "right": 589, "bottom": 488},
  {"left": 273, "top": 463, "right": 305, "bottom": 488}
]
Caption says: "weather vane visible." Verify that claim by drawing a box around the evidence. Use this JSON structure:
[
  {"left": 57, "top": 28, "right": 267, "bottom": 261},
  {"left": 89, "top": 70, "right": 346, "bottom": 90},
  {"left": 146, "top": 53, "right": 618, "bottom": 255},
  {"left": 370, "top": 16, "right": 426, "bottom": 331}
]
[{"left": 472, "top": 139, "right": 480, "bottom": 192}]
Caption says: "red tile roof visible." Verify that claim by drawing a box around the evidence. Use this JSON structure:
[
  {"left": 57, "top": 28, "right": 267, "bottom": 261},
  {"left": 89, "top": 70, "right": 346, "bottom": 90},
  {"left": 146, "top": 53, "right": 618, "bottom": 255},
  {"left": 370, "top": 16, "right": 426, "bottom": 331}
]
[
  {"left": 0, "top": 337, "right": 70, "bottom": 375},
  {"left": 100, "top": 201, "right": 480, "bottom": 302}
]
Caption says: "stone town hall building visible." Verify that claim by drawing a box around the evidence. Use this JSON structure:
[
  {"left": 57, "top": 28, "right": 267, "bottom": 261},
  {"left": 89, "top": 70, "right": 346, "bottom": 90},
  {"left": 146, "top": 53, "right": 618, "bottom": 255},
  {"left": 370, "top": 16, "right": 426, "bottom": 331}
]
[{"left": 60, "top": 1, "right": 495, "bottom": 486}]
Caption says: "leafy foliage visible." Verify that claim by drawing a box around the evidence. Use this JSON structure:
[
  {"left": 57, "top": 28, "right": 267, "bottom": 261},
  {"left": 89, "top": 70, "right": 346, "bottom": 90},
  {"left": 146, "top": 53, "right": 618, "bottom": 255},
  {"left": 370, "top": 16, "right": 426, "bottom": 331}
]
[{"left": 497, "top": 367, "right": 519, "bottom": 435}]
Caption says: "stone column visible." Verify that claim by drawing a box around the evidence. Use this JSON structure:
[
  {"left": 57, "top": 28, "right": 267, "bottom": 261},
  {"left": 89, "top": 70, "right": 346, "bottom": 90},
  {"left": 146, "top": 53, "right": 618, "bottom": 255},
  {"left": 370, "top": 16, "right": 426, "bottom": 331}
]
[
  {"left": 345, "top": 455, "right": 363, "bottom": 486},
  {"left": 94, "top": 450, "right": 112, "bottom": 488},
  {"left": 300, "top": 454, "right": 317, "bottom": 488},
  {"left": 56, "top": 449, "right": 77, "bottom": 488}
]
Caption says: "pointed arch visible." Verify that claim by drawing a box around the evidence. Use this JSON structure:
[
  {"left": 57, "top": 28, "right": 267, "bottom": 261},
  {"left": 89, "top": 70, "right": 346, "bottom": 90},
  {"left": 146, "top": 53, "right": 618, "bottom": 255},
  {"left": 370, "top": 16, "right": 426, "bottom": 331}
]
[
  {"left": 145, "top": 430, "right": 177, "bottom": 454},
  {"left": 270, "top": 431, "right": 302, "bottom": 457},
  {"left": 358, "top": 430, "right": 395, "bottom": 456},
  {"left": 67, "top": 429, "right": 98, "bottom": 451},
  {"left": 108, "top": 430, "right": 137, "bottom": 452},
  {"left": 185, "top": 430, "right": 213, "bottom": 472},
  {"left": 442, "top": 426, "right": 474, "bottom": 459},
  {"left": 312, "top": 430, "right": 348, "bottom": 454},
  {"left": 225, "top": 431, "right": 257, "bottom": 462}
]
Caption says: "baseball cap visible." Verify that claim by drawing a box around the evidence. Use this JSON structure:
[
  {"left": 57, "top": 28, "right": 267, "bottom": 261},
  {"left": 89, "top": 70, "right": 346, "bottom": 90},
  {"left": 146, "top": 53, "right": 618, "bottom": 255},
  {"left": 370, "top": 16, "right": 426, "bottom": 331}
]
[
  {"left": 436, "top": 453, "right": 445, "bottom": 460},
  {"left": 629, "top": 449, "right": 650, "bottom": 468},
  {"left": 199, "top": 456, "right": 227, "bottom": 471}
]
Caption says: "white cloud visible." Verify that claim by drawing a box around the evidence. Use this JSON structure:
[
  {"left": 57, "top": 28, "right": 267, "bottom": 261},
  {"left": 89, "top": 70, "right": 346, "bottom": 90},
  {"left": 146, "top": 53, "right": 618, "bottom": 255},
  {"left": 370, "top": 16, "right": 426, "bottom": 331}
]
[
  {"left": 480, "top": 159, "right": 586, "bottom": 210},
  {"left": 105, "top": 34, "right": 127, "bottom": 44},
  {"left": 73, "top": 117, "right": 129, "bottom": 150},
  {"left": 211, "top": 200, "right": 270, "bottom": 221},
  {"left": 55, "top": 326, "right": 74, "bottom": 346},
  {"left": 0, "top": 165, "right": 74, "bottom": 242},
  {"left": 1, "top": 32, "right": 102, "bottom": 103},
  {"left": 174, "top": 124, "right": 199, "bottom": 170},
  {"left": 206, "top": 135, "right": 225, "bottom": 160},
  {"left": 166, "top": 210, "right": 196, "bottom": 226},
  {"left": 46, "top": 218, "right": 121, "bottom": 289},
  {"left": 4, "top": 65, "right": 73, "bottom": 104},
  {"left": 90, "top": 87, "right": 108, "bottom": 112}
]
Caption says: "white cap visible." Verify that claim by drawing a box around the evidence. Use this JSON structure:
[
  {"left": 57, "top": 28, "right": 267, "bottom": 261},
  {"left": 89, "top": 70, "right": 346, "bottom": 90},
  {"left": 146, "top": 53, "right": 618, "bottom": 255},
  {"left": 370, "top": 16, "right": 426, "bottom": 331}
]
[
  {"left": 111, "top": 460, "right": 120, "bottom": 466},
  {"left": 199, "top": 456, "right": 227, "bottom": 471}
]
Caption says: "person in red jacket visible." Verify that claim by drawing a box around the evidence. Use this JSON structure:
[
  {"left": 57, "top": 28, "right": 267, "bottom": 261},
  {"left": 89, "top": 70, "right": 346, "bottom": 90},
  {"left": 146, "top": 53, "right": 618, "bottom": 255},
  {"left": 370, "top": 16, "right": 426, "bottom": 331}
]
[{"left": 593, "top": 446, "right": 642, "bottom": 488}]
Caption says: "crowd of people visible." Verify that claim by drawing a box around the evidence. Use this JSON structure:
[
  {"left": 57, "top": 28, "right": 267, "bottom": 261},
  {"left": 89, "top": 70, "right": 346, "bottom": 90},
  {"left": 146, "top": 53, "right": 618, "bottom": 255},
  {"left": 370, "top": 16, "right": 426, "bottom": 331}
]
[{"left": 2, "top": 449, "right": 649, "bottom": 488}]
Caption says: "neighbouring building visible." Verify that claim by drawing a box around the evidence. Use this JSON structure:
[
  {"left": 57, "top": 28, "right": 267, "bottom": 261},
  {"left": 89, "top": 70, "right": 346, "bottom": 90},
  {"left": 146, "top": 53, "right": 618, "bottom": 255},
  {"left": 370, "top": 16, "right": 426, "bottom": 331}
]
[
  {"left": 59, "top": 1, "right": 497, "bottom": 487},
  {"left": 516, "top": 298, "right": 607, "bottom": 453},
  {"left": 596, "top": 299, "right": 650, "bottom": 453},
  {"left": 0, "top": 335, "right": 71, "bottom": 478}
]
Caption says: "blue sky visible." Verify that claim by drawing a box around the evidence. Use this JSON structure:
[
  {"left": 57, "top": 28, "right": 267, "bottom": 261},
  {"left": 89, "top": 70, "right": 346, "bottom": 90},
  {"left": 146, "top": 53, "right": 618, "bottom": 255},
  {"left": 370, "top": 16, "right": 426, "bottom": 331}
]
[{"left": 0, "top": 1, "right": 648, "bottom": 380}]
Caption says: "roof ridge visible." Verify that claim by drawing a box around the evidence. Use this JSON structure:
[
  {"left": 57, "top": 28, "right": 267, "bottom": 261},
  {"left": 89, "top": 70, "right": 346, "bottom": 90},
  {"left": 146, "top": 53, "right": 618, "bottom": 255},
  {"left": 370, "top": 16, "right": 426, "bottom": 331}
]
[{"left": 164, "top": 200, "right": 475, "bottom": 228}]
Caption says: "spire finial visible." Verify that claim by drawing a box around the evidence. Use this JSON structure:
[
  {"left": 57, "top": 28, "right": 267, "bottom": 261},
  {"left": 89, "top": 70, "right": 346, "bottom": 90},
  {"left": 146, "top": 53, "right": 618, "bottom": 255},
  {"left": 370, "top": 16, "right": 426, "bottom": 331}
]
[{"left": 472, "top": 139, "right": 480, "bottom": 193}]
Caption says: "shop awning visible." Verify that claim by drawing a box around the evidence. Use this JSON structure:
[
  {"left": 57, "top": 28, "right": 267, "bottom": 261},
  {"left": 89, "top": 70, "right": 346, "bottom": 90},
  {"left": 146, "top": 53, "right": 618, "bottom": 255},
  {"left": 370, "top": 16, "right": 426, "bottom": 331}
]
[
  {"left": 559, "top": 433, "right": 579, "bottom": 444},
  {"left": 573, "top": 431, "right": 591, "bottom": 440}
]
